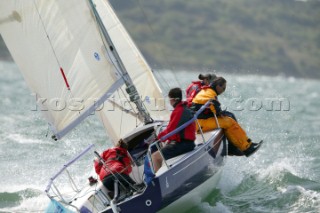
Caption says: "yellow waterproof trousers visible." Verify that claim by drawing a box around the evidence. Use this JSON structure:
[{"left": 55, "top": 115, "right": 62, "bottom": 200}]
[{"left": 196, "top": 116, "right": 251, "bottom": 151}]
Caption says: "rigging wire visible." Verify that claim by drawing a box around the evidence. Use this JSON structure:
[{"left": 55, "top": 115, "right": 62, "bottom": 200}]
[
  {"left": 117, "top": 87, "right": 141, "bottom": 127},
  {"left": 33, "top": 1, "right": 82, "bottom": 138},
  {"left": 116, "top": 91, "right": 124, "bottom": 138},
  {"left": 91, "top": 0, "right": 153, "bottom": 124},
  {"left": 133, "top": 0, "right": 182, "bottom": 90},
  {"left": 33, "top": 1, "right": 74, "bottom": 93},
  {"left": 88, "top": 0, "right": 145, "bottom": 140},
  {"left": 90, "top": 1, "right": 123, "bottom": 79}
]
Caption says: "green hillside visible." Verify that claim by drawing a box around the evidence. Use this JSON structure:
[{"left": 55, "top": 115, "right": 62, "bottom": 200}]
[
  {"left": 110, "top": 0, "right": 320, "bottom": 78},
  {"left": 1, "top": 0, "right": 319, "bottom": 78}
]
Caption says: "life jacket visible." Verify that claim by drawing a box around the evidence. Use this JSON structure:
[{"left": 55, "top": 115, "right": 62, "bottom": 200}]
[
  {"left": 190, "top": 87, "right": 222, "bottom": 119},
  {"left": 94, "top": 147, "right": 132, "bottom": 181},
  {"left": 177, "top": 103, "right": 195, "bottom": 140},
  {"left": 186, "top": 81, "right": 203, "bottom": 107},
  {"left": 107, "top": 149, "right": 126, "bottom": 164},
  {"left": 157, "top": 102, "right": 196, "bottom": 143}
]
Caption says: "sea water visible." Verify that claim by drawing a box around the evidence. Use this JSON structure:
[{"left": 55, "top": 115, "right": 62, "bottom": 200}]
[{"left": 0, "top": 61, "right": 319, "bottom": 213}]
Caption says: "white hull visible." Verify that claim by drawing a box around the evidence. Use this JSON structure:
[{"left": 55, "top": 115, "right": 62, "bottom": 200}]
[{"left": 158, "top": 168, "right": 223, "bottom": 213}]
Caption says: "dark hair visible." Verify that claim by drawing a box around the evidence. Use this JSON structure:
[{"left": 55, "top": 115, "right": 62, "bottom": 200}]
[
  {"left": 168, "top": 87, "right": 182, "bottom": 101},
  {"left": 198, "top": 73, "right": 217, "bottom": 81},
  {"left": 116, "top": 139, "right": 128, "bottom": 149},
  {"left": 211, "top": 77, "right": 226, "bottom": 87}
]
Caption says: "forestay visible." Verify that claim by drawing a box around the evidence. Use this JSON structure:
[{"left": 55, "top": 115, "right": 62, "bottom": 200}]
[
  {"left": 92, "top": 0, "right": 168, "bottom": 142},
  {"left": 0, "top": 0, "right": 168, "bottom": 142}
]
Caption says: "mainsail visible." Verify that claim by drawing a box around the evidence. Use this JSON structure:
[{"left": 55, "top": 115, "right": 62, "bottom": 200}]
[
  {"left": 92, "top": 0, "right": 168, "bottom": 142},
  {"left": 0, "top": 0, "right": 168, "bottom": 141}
]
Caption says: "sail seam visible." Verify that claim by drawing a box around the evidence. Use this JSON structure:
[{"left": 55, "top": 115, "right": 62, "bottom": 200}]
[
  {"left": 53, "top": 78, "right": 125, "bottom": 139},
  {"left": 89, "top": 0, "right": 153, "bottom": 124},
  {"left": 33, "top": 1, "right": 71, "bottom": 91}
]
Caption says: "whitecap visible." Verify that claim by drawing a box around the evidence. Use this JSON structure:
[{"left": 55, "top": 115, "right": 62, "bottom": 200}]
[
  {"left": 5, "top": 133, "right": 47, "bottom": 144},
  {"left": 256, "top": 158, "right": 298, "bottom": 181},
  {"left": 211, "top": 202, "right": 232, "bottom": 213},
  {"left": 0, "top": 192, "right": 48, "bottom": 213}
]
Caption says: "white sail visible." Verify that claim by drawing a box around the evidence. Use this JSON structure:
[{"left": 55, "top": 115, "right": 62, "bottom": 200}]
[
  {"left": 0, "top": 0, "right": 125, "bottom": 139},
  {"left": 0, "top": 0, "right": 168, "bottom": 141},
  {"left": 91, "top": 0, "right": 169, "bottom": 142}
]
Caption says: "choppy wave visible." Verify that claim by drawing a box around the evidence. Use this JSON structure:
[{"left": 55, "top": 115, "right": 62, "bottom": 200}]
[
  {"left": 1, "top": 62, "right": 320, "bottom": 212},
  {"left": 197, "top": 165, "right": 320, "bottom": 213},
  {"left": 0, "top": 188, "right": 47, "bottom": 213}
]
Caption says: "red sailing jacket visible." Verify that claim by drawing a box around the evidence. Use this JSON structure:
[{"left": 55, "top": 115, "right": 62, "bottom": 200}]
[
  {"left": 94, "top": 147, "right": 132, "bottom": 181},
  {"left": 158, "top": 102, "right": 196, "bottom": 143},
  {"left": 186, "top": 81, "right": 203, "bottom": 107}
]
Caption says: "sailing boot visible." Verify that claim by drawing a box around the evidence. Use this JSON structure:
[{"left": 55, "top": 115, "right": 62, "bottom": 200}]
[{"left": 243, "top": 142, "right": 262, "bottom": 157}]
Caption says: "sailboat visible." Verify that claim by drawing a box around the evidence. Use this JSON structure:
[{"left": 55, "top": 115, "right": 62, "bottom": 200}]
[{"left": 0, "top": 1, "right": 227, "bottom": 212}]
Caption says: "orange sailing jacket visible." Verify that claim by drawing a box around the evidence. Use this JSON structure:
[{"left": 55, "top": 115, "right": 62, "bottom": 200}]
[{"left": 191, "top": 87, "right": 221, "bottom": 118}]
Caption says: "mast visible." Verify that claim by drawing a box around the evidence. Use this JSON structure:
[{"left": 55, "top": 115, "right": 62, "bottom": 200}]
[{"left": 88, "top": 0, "right": 153, "bottom": 124}]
